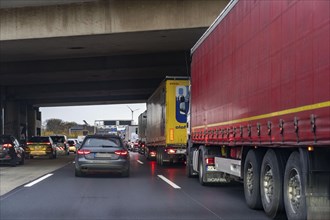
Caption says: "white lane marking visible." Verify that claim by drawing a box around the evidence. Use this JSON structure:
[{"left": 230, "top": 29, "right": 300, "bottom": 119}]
[
  {"left": 24, "top": 174, "right": 53, "bottom": 187},
  {"left": 157, "top": 175, "right": 181, "bottom": 189},
  {"left": 137, "top": 160, "right": 144, "bottom": 164}
]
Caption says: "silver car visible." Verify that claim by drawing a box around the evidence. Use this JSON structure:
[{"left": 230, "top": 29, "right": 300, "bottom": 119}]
[{"left": 75, "top": 134, "right": 130, "bottom": 177}]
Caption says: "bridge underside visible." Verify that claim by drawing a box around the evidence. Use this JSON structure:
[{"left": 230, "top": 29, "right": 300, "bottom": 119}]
[{"left": 0, "top": 0, "right": 229, "bottom": 138}]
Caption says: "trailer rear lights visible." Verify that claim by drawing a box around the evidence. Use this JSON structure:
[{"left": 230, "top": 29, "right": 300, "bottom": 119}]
[
  {"left": 307, "top": 146, "right": 314, "bottom": 152},
  {"left": 206, "top": 157, "right": 215, "bottom": 165},
  {"left": 150, "top": 151, "right": 156, "bottom": 157},
  {"left": 166, "top": 149, "right": 177, "bottom": 154}
]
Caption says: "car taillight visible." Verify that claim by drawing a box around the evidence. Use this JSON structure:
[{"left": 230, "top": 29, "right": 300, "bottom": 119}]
[
  {"left": 205, "top": 157, "right": 215, "bottom": 165},
  {"left": 77, "top": 149, "right": 91, "bottom": 155},
  {"left": 115, "top": 150, "right": 128, "bottom": 156},
  {"left": 3, "top": 143, "right": 13, "bottom": 148}
]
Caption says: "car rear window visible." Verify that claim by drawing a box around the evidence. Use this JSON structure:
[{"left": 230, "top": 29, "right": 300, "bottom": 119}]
[
  {"left": 0, "top": 137, "right": 11, "bottom": 144},
  {"left": 68, "top": 140, "right": 75, "bottom": 145},
  {"left": 29, "top": 137, "right": 50, "bottom": 143},
  {"left": 83, "top": 137, "right": 122, "bottom": 148},
  {"left": 50, "top": 136, "right": 65, "bottom": 143}
]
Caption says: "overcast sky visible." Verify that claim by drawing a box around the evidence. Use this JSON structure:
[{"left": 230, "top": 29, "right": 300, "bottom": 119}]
[{"left": 40, "top": 103, "right": 146, "bottom": 126}]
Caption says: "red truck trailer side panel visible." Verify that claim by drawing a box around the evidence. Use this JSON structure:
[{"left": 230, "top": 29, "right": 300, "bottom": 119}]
[{"left": 191, "top": 0, "right": 330, "bottom": 146}]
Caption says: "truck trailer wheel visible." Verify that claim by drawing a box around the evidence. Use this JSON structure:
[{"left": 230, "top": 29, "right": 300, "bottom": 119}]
[
  {"left": 198, "top": 158, "right": 206, "bottom": 186},
  {"left": 283, "top": 151, "right": 306, "bottom": 220},
  {"left": 186, "top": 156, "right": 195, "bottom": 178},
  {"left": 244, "top": 150, "right": 263, "bottom": 209},
  {"left": 260, "top": 149, "right": 286, "bottom": 219}
]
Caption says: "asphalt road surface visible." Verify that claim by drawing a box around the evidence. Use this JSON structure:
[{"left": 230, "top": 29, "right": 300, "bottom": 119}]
[{"left": 0, "top": 152, "right": 270, "bottom": 220}]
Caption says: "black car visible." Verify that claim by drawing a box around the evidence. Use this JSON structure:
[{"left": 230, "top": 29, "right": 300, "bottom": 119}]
[
  {"left": 75, "top": 134, "right": 130, "bottom": 177},
  {"left": 0, "top": 135, "right": 25, "bottom": 166}
]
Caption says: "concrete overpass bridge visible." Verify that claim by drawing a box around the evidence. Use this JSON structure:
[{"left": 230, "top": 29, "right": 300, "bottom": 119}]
[{"left": 0, "top": 0, "right": 229, "bottom": 139}]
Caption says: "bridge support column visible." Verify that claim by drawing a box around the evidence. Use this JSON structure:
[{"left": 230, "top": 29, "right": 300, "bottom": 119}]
[
  {"left": 0, "top": 87, "right": 5, "bottom": 135},
  {"left": 27, "top": 106, "right": 41, "bottom": 139},
  {"left": 4, "top": 101, "right": 20, "bottom": 138}
]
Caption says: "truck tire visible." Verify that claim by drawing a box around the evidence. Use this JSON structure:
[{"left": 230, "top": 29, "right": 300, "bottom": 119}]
[
  {"left": 198, "top": 157, "right": 206, "bottom": 185},
  {"left": 260, "top": 149, "right": 286, "bottom": 219},
  {"left": 283, "top": 151, "right": 307, "bottom": 220},
  {"left": 244, "top": 150, "right": 263, "bottom": 209},
  {"left": 186, "top": 155, "right": 195, "bottom": 178},
  {"left": 160, "top": 152, "right": 166, "bottom": 166},
  {"left": 156, "top": 149, "right": 160, "bottom": 164}
]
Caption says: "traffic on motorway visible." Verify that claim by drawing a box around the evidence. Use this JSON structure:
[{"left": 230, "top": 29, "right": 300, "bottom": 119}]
[{"left": 0, "top": 150, "right": 270, "bottom": 220}]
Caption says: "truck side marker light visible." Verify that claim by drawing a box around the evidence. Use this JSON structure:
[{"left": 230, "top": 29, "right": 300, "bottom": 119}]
[{"left": 307, "top": 146, "right": 314, "bottom": 152}]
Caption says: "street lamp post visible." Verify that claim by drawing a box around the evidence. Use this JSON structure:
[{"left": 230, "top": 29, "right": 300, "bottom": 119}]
[{"left": 127, "top": 106, "right": 139, "bottom": 123}]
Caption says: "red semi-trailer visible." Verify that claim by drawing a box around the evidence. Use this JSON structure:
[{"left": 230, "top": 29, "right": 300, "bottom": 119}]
[{"left": 186, "top": 1, "right": 330, "bottom": 220}]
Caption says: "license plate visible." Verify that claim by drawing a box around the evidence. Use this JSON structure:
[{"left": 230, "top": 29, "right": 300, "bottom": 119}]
[
  {"left": 206, "top": 166, "right": 216, "bottom": 171},
  {"left": 176, "top": 150, "right": 186, "bottom": 154},
  {"left": 95, "top": 153, "right": 112, "bottom": 158}
]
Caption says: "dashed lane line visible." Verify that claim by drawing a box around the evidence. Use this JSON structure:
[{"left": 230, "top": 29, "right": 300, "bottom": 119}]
[
  {"left": 24, "top": 174, "right": 53, "bottom": 187},
  {"left": 157, "top": 175, "right": 181, "bottom": 189}
]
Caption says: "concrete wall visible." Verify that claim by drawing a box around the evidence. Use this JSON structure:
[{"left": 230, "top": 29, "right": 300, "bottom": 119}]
[{"left": 0, "top": 0, "right": 228, "bottom": 40}]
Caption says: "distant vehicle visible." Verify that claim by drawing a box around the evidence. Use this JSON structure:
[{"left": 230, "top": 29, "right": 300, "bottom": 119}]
[
  {"left": 50, "top": 135, "right": 69, "bottom": 155},
  {"left": 77, "top": 136, "right": 85, "bottom": 144},
  {"left": 0, "top": 135, "right": 25, "bottom": 166},
  {"left": 132, "top": 140, "right": 139, "bottom": 152},
  {"left": 26, "top": 136, "right": 57, "bottom": 159},
  {"left": 145, "top": 77, "right": 189, "bottom": 165},
  {"left": 137, "top": 140, "right": 145, "bottom": 155},
  {"left": 68, "top": 139, "right": 78, "bottom": 153},
  {"left": 144, "top": 146, "right": 156, "bottom": 160},
  {"left": 75, "top": 134, "right": 130, "bottom": 177}
]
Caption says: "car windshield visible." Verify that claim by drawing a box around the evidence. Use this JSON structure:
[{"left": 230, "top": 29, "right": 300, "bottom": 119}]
[
  {"left": 29, "top": 137, "right": 50, "bottom": 143},
  {"left": 83, "top": 137, "right": 121, "bottom": 148}
]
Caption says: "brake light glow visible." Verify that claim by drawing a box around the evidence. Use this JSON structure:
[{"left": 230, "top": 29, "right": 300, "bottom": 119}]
[
  {"left": 166, "top": 149, "right": 176, "bottom": 154},
  {"left": 205, "top": 157, "right": 215, "bottom": 165},
  {"left": 2, "top": 143, "right": 13, "bottom": 148},
  {"left": 77, "top": 149, "right": 91, "bottom": 155},
  {"left": 115, "top": 150, "right": 128, "bottom": 156}
]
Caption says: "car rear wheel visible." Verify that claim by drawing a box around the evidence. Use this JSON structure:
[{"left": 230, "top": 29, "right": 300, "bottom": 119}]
[
  {"left": 19, "top": 154, "right": 25, "bottom": 165},
  {"left": 75, "top": 168, "right": 84, "bottom": 177},
  {"left": 122, "top": 168, "right": 130, "bottom": 177},
  {"left": 10, "top": 157, "right": 17, "bottom": 167}
]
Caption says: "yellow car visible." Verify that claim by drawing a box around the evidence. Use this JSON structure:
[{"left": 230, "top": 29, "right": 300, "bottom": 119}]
[
  {"left": 26, "top": 136, "right": 57, "bottom": 159},
  {"left": 68, "top": 139, "right": 78, "bottom": 153}
]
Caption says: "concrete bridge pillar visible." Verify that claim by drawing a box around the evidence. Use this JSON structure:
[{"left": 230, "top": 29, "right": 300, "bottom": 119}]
[
  {"left": 4, "top": 101, "right": 20, "bottom": 138},
  {"left": 0, "top": 87, "right": 5, "bottom": 135},
  {"left": 27, "top": 106, "right": 40, "bottom": 139}
]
